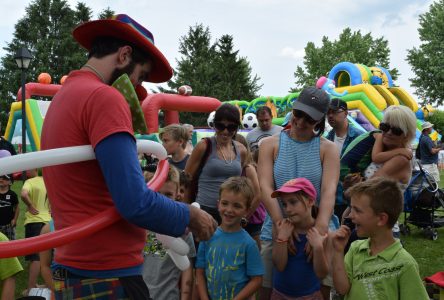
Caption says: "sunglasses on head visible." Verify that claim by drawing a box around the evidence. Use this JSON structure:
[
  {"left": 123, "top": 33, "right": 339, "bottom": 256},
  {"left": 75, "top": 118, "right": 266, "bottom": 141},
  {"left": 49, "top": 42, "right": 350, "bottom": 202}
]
[
  {"left": 214, "top": 122, "right": 238, "bottom": 132},
  {"left": 379, "top": 122, "right": 404, "bottom": 136},
  {"left": 292, "top": 110, "right": 317, "bottom": 125}
]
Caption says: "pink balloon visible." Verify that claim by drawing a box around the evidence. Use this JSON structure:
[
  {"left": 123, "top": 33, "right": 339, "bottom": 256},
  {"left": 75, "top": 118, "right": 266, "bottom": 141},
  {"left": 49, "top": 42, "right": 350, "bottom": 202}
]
[{"left": 0, "top": 150, "right": 11, "bottom": 159}]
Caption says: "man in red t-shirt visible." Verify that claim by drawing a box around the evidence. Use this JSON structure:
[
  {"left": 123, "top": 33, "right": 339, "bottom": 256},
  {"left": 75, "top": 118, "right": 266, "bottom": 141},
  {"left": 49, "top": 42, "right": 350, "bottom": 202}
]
[{"left": 41, "top": 14, "right": 216, "bottom": 299}]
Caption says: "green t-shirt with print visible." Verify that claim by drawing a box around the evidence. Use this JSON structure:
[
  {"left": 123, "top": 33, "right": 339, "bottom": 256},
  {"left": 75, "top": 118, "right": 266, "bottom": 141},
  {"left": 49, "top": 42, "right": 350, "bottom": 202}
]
[
  {"left": 344, "top": 239, "right": 428, "bottom": 300},
  {"left": 0, "top": 232, "right": 23, "bottom": 280}
]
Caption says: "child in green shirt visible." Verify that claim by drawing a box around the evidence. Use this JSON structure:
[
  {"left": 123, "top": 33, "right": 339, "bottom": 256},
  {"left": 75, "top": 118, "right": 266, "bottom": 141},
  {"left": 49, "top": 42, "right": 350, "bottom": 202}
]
[{"left": 331, "top": 177, "right": 428, "bottom": 300}]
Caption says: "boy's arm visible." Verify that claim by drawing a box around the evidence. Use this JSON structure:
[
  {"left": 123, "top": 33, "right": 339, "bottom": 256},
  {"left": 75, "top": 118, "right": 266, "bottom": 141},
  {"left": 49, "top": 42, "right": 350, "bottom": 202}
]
[
  {"left": 180, "top": 267, "right": 193, "bottom": 300},
  {"left": 233, "top": 276, "right": 262, "bottom": 300},
  {"left": 11, "top": 203, "right": 19, "bottom": 227},
  {"left": 195, "top": 268, "right": 210, "bottom": 300},
  {"left": 398, "top": 262, "right": 429, "bottom": 300},
  {"left": 331, "top": 226, "right": 351, "bottom": 295}
]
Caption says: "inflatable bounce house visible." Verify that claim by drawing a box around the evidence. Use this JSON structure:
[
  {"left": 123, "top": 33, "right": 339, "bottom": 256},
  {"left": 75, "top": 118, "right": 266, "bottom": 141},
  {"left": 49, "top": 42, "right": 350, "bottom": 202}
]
[{"left": 4, "top": 62, "right": 437, "bottom": 152}]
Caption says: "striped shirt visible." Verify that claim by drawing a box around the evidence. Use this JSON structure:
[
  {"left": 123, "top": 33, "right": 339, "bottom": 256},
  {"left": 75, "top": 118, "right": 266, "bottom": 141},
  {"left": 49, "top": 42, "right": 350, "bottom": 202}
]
[{"left": 260, "top": 131, "right": 322, "bottom": 241}]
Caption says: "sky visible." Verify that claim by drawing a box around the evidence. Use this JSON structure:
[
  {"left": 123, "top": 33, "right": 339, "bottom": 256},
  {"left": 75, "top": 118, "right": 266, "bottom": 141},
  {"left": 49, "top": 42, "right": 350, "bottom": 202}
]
[{"left": 0, "top": 0, "right": 435, "bottom": 101}]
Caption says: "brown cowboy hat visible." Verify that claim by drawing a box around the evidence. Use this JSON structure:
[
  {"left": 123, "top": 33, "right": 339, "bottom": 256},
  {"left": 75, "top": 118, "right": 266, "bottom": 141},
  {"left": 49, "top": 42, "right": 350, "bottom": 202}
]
[{"left": 73, "top": 14, "right": 173, "bottom": 83}]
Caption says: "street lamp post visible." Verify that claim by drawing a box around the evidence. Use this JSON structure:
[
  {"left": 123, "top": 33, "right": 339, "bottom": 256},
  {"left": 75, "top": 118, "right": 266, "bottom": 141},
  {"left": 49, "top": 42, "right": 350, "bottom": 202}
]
[{"left": 14, "top": 47, "right": 32, "bottom": 181}]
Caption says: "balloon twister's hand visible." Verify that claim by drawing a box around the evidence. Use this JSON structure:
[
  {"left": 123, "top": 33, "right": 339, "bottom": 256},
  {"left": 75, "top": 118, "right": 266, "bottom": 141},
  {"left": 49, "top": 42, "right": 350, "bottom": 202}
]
[{"left": 188, "top": 205, "right": 217, "bottom": 242}]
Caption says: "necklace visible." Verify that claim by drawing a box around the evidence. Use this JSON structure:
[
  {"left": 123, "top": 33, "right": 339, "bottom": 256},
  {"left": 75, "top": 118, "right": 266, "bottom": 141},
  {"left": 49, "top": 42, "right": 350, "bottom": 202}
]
[
  {"left": 216, "top": 140, "right": 233, "bottom": 165},
  {"left": 83, "top": 64, "right": 105, "bottom": 83}
]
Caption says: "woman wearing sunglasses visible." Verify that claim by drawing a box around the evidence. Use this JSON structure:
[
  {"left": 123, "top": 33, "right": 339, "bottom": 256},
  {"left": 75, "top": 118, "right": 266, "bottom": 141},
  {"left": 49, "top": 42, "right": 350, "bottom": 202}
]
[
  {"left": 364, "top": 105, "right": 417, "bottom": 185},
  {"left": 184, "top": 103, "right": 247, "bottom": 223},
  {"left": 257, "top": 86, "right": 340, "bottom": 299}
]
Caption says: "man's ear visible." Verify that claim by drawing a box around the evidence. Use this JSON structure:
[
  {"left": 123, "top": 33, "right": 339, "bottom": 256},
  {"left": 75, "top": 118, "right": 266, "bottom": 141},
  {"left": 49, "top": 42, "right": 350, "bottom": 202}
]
[{"left": 116, "top": 45, "right": 133, "bottom": 66}]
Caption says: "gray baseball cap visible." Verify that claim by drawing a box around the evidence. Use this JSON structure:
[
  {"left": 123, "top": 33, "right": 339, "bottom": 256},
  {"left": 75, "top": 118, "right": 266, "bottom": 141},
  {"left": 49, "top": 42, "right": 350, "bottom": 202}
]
[{"left": 293, "top": 87, "right": 330, "bottom": 121}]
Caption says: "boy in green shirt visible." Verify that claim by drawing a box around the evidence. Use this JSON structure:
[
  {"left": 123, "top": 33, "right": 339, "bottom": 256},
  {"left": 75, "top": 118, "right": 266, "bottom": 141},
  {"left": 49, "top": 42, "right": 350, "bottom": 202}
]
[{"left": 331, "top": 177, "right": 428, "bottom": 300}]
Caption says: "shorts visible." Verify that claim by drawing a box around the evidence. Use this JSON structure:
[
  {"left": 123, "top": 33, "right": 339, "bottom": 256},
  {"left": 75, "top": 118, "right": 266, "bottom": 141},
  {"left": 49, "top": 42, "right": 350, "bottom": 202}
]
[
  {"left": 25, "top": 222, "right": 45, "bottom": 261},
  {"left": 271, "top": 288, "right": 322, "bottom": 300},
  {"left": 245, "top": 223, "right": 263, "bottom": 237},
  {"left": 53, "top": 268, "right": 151, "bottom": 300},
  {"left": 422, "top": 163, "right": 440, "bottom": 183},
  {"left": 0, "top": 223, "right": 15, "bottom": 240},
  {"left": 260, "top": 239, "right": 273, "bottom": 288}
]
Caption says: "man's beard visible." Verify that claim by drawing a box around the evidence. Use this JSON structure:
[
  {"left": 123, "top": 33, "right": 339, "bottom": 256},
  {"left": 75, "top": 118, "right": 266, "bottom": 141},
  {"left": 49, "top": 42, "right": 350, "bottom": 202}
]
[{"left": 109, "top": 60, "right": 136, "bottom": 85}]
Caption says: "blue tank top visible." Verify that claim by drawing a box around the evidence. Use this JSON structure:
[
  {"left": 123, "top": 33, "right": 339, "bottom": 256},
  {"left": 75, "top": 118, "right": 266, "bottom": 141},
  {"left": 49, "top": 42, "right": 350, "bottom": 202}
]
[
  {"left": 273, "top": 234, "right": 320, "bottom": 297},
  {"left": 196, "top": 137, "right": 242, "bottom": 208},
  {"left": 260, "top": 131, "right": 322, "bottom": 241}
]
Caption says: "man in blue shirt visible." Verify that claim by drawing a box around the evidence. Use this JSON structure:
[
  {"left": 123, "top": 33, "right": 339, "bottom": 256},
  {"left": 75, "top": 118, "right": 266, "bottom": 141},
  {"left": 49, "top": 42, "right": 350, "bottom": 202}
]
[
  {"left": 326, "top": 98, "right": 364, "bottom": 219},
  {"left": 419, "top": 121, "right": 441, "bottom": 183}
]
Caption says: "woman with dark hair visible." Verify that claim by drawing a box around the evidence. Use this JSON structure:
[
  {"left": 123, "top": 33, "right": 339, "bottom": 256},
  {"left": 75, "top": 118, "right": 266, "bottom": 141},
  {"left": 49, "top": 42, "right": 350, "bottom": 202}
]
[
  {"left": 184, "top": 103, "right": 247, "bottom": 223},
  {"left": 257, "top": 87, "right": 339, "bottom": 299}
]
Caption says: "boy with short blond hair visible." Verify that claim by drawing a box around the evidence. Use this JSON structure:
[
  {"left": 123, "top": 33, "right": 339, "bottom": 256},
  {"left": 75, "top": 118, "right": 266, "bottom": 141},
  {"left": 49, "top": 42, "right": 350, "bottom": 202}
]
[
  {"left": 196, "top": 176, "right": 264, "bottom": 300},
  {"left": 331, "top": 177, "right": 428, "bottom": 299}
]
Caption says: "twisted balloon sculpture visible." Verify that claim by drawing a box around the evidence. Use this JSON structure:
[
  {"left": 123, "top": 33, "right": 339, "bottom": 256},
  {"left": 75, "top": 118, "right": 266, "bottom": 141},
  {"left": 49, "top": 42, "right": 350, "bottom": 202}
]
[{"left": 0, "top": 140, "right": 191, "bottom": 270}]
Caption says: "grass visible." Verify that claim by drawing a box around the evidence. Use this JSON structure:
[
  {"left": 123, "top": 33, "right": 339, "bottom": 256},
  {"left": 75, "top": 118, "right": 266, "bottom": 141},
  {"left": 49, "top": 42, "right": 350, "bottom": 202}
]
[{"left": 6, "top": 173, "right": 444, "bottom": 298}]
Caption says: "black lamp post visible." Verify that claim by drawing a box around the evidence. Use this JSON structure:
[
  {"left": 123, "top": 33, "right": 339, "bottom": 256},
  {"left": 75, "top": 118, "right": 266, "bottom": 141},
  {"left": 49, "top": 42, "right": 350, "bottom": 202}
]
[{"left": 14, "top": 47, "right": 32, "bottom": 180}]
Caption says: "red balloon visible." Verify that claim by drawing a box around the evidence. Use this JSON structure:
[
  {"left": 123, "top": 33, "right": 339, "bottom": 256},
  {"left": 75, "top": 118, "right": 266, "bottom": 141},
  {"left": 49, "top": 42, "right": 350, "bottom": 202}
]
[{"left": 0, "top": 160, "right": 170, "bottom": 258}]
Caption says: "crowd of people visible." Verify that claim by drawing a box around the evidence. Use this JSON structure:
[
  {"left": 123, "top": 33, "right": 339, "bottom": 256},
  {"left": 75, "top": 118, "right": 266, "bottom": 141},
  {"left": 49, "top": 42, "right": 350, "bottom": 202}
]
[{"left": 0, "top": 13, "right": 434, "bottom": 300}]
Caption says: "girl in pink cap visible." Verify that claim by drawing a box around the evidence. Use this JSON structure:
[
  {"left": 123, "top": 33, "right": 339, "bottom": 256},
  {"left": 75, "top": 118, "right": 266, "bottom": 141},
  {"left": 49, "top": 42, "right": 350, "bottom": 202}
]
[{"left": 271, "top": 177, "right": 328, "bottom": 300}]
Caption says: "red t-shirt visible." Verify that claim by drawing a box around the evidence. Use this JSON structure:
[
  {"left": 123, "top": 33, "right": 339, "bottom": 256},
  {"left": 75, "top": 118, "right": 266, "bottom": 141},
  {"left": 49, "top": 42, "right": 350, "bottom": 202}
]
[{"left": 41, "top": 70, "right": 146, "bottom": 270}]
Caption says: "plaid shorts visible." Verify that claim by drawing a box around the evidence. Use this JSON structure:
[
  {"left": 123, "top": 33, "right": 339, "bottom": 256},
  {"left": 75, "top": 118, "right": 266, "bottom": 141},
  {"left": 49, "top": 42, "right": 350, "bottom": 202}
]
[
  {"left": 0, "top": 223, "right": 15, "bottom": 240},
  {"left": 53, "top": 269, "right": 151, "bottom": 300}
]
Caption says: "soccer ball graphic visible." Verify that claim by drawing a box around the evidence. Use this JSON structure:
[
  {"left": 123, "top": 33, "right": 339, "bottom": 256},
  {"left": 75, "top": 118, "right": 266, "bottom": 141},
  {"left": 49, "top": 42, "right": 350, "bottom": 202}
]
[
  {"left": 207, "top": 111, "right": 216, "bottom": 128},
  {"left": 242, "top": 113, "right": 258, "bottom": 129}
]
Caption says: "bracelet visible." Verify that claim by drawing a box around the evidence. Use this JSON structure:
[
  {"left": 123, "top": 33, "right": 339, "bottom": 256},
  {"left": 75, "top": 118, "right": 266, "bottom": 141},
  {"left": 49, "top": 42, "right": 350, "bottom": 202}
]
[{"left": 275, "top": 238, "right": 288, "bottom": 243}]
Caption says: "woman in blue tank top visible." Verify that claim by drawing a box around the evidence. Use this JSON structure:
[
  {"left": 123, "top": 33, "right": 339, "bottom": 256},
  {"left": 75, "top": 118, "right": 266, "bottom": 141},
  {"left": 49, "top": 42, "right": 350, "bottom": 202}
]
[
  {"left": 184, "top": 104, "right": 246, "bottom": 223},
  {"left": 257, "top": 87, "right": 340, "bottom": 299}
]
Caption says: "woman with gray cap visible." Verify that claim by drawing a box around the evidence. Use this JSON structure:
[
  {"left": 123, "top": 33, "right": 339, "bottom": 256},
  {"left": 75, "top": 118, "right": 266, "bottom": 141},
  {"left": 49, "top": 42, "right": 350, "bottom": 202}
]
[{"left": 257, "top": 87, "right": 339, "bottom": 299}]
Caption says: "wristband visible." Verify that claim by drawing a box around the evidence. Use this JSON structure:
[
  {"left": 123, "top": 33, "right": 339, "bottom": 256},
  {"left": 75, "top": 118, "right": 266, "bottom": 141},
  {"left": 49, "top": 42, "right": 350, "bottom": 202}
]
[{"left": 275, "top": 238, "right": 288, "bottom": 243}]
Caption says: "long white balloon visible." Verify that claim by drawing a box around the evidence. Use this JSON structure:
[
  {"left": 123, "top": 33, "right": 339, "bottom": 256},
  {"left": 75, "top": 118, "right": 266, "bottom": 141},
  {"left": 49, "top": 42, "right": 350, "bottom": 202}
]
[
  {"left": 155, "top": 234, "right": 190, "bottom": 256},
  {"left": 0, "top": 140, "right": 194, "bottom": 269},
  {"left": 0, "top": 140, "right": 167, "bottom": 176}
]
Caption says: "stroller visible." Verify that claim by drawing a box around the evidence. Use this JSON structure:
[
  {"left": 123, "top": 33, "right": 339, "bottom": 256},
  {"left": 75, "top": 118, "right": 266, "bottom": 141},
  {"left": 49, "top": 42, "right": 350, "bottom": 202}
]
[{"left": 401, "top": 163, "right": 444, "bottom": 240}]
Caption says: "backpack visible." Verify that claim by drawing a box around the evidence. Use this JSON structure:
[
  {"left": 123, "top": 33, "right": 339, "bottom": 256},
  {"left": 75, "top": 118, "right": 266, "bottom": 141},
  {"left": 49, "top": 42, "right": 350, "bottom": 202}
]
[{"left": 415, "top": 135, "right": 422, "bottom": 160}]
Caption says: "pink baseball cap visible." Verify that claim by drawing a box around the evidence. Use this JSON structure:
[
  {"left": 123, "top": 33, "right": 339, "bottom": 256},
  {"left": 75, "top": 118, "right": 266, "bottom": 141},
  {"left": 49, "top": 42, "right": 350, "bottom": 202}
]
[{"left": 271, "top": 178, "right": 317, "bottom": 201}]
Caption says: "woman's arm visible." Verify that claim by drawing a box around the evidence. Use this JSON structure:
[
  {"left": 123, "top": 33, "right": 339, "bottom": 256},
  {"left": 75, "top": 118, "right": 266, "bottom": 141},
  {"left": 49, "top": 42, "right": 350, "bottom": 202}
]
[
  {"left": 233, "top": 276, "right": 262, "bottom": 300},
  {"left": 244, "top": 164, "right": 261, "bottom": 217},
  {"left": 317, "top": 139, "right": 339, "bottom": 234},
  {"left": 373, "top": 155, "right": 411, "bottom": 183},
  {"left": 195, "top": 268, "right": 210, "bottom": 300},
  {"left": 306, "top": 227, "right": 328, "bottom": 279},
  {"left": 372, "top": 133, "right": 412, "bottom": 163},
  {"left": 235, "top": 140, "right": 248, "bottom": 167},
  {"left": 180, "top": 267, "right": 193, "bottom": 300},
  {"left": 258, "top": 136, "right": 282, "bottom": 223}
]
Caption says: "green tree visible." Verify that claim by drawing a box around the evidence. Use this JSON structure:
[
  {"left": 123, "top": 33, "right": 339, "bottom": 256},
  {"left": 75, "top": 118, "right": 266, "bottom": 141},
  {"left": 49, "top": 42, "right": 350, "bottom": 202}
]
[
  {"left": 161, "top": 24, "right": 261, "bottom": 125},
  {"left": 0, "top": 0, "right": 94, "bottom": 129},
  {"left": 291, "top": 28, "right": 399, "bottom": 91},
  {"left": 426, "top": 111, "right": 444, "bottom": 135},
  {"left": 406, "top": 0, "right": 444, "bottom": 106}
]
